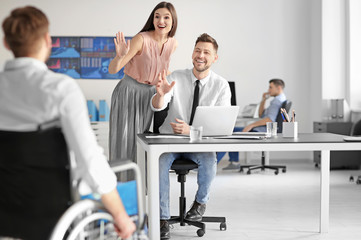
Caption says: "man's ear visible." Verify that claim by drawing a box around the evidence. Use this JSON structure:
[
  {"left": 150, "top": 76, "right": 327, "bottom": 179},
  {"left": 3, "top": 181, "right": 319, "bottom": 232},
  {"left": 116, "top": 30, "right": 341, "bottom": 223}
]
[
  {"left": 45, "top": 32, "right": 51, "bottom": 48},
  {"left": 3, "top": 38, "right": 10, "bottom": 50},
  {"left": 213, "top": 53, "right": 218, "bottom": 63}
]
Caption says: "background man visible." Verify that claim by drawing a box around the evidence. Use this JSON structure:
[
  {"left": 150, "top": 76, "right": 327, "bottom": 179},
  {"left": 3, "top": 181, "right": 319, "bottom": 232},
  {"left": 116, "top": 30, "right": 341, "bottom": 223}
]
[
  {"left": 242, "top": 79, "right": 286, "bottom": 132},
  {"left": 220, "top": 79, "right": 287, "bottom": 169}
]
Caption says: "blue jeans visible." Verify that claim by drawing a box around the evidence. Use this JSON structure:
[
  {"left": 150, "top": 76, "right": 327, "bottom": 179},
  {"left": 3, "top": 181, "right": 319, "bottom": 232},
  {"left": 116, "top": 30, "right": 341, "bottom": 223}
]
[
  {"left": 159, "top": 152, "right": 217, "bottom": 220},
  {"left": 217, "top": 126, "right": 263, "bottom": 163}
]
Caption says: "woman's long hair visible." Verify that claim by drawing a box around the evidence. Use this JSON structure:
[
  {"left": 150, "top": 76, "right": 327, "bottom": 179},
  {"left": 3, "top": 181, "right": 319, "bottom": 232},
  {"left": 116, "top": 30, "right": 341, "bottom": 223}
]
[{"left": 139, "top": 1, "right": 177, "bottom": 37}]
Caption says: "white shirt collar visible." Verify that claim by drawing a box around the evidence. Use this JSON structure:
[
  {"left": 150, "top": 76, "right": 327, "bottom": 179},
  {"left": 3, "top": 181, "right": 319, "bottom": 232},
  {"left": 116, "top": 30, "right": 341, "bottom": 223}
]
[
  {"left": 190, "top": 69, "right": 212, "bottom": 86},
  {"left": 5, "top": 57, "right": 48, "bottom": 71}
]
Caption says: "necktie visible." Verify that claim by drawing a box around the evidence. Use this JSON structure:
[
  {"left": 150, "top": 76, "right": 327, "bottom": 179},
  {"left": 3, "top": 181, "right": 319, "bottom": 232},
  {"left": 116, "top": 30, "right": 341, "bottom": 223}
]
[{"left": 189, "top": 80, "right": 200, "bottom": 125}]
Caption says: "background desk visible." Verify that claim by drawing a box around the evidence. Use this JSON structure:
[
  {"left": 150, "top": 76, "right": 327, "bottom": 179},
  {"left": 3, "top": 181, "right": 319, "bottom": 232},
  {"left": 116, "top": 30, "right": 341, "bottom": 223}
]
[
  {"left": 313, "top": 121, "right": 361, "bottom": 169},
  {"left": 136, "top": 133, "right": 361, "bottom": 239}
]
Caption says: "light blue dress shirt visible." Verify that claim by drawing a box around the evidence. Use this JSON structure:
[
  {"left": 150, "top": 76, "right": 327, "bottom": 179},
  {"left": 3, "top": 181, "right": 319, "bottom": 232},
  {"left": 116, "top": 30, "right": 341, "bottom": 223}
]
[
  {"left": 262, "top": 93, "right": 287, "bottom": 121},
  {"left": 253, "top": 92, "right": 286, "bottom": 132}
]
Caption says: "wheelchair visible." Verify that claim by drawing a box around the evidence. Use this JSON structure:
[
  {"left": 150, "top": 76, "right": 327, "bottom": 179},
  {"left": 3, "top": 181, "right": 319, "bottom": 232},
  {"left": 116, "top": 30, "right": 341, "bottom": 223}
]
[{"left": 50, "top": 161, "right": 148, "bottom": 240}]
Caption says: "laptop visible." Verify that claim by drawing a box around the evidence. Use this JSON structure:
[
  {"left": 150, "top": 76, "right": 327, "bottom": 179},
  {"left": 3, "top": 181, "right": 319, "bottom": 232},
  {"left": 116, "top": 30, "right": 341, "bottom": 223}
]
[
  {"left": 191, "top": 106, "right": 239, "bottom": 136},
  {"left": 240, "top": 104, "right": 258, "bottom": 118}
]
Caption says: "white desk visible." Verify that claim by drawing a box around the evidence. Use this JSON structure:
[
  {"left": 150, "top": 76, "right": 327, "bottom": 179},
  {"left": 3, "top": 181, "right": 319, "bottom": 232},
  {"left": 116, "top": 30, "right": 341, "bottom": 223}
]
[{"left": 136, "top": 133, "right": 361, "bottom": 239}]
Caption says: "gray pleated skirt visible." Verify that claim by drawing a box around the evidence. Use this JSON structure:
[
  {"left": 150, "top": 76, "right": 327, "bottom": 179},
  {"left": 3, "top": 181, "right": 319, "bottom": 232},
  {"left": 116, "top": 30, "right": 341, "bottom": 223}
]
[{"left": 109, "top": 75, "right": 156, "bottom": 163}]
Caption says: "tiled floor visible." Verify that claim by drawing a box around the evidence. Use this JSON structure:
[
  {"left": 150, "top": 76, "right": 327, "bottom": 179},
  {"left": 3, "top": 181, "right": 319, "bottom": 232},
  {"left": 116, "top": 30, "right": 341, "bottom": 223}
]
[{"left": 166, "top": 157, "right": 361, "bottom": 240}]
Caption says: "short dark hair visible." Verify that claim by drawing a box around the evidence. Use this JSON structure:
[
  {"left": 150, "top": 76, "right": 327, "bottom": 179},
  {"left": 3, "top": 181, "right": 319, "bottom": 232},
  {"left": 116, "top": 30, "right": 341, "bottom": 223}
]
[
  {"left": 269, "top": 78, "right": 285, "bottom": 89},
  {"left": 139, "top": 2, "right": 178, "bottom": 37},
  {"left": 195, "top": 33, "right": 218, "bottom": 52},
  {"left": 2, "top": 6, "right": 49, "bottom": 57}
]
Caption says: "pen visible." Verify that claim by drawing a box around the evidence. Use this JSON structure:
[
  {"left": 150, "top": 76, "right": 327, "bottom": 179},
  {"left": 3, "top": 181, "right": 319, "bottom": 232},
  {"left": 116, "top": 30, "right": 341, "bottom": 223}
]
[
  {"left": 281, "top": 108, "right": 290, "bottom": 122},
  {"left": 280, "top": 111, "right": 286, "bottom": 122}
]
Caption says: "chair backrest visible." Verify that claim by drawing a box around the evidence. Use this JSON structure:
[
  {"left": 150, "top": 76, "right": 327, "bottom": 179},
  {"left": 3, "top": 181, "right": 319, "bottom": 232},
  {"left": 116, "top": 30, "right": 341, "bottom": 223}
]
[
  {"left": 153, "top": 104, "right": 169, "bottom": 133},
  {"left": 228, "top": 81, "right": 237, "bottom": 106},
  {"left": 275, "top": 100, "right": 292, "bottom": 133},
  {"left": 351, "top": 119, "right": 361, "bottom": 136},
  {"left": 0, "top": 126, "right": 72, "bottom": 240}
]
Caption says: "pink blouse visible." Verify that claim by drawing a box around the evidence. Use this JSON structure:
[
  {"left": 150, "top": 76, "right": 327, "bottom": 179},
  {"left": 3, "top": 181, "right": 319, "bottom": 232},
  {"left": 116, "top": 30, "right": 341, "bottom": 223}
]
[{"left": 124, "top": 31, "right": 176, "bottom": 85}]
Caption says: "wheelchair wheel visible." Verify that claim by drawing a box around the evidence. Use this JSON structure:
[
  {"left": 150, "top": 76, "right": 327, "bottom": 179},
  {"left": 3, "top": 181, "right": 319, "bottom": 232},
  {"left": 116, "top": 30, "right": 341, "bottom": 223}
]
[{"left": 50, "top": 199, "right": 116, "bottom": 240}]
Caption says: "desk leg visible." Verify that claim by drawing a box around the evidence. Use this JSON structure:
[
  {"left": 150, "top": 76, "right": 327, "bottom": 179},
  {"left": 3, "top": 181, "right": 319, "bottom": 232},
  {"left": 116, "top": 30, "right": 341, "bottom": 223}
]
[
  {"left": 147, "top": 149, "right": 162, "bottom": 240},
  {"left": 265, "top": 151, "right": 270, "bottom": 165},
  {"left": 320, "top": 150, "right": 330, "bottom": 233},
  {"left": 137, "top": 141, "right": 147, "bottom": 208}
]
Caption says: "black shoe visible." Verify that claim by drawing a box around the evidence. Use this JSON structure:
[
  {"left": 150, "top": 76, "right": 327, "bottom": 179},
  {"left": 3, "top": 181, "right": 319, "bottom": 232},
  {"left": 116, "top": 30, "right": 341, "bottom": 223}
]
[
  {"left": 160, "top": 220, "right": 170, "bottom": 239},
  {"left": 185, "top": 201, "right": 206, "bottom": 222}
]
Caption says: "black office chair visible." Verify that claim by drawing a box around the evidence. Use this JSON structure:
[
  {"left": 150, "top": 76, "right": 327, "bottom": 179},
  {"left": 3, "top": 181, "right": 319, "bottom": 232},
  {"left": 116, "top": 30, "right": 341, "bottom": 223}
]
[
  {"left": 349, "top": 119, "right": 361, "bottom": 184},
  {"left": 240, "top": 100, "right": 292, "bottom": 175},
  {"left": 153, "top": 107, "right": 227, "bottom": 237},
  {"left": 0, "top": 122, "right": 72, "bottom": 240}
]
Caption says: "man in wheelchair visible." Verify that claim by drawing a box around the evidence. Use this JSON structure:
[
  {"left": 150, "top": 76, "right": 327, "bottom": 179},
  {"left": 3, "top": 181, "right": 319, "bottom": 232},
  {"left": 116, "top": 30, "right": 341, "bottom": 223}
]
[{"left": 0, "top": 6, "right": 135, "bottom": 239}]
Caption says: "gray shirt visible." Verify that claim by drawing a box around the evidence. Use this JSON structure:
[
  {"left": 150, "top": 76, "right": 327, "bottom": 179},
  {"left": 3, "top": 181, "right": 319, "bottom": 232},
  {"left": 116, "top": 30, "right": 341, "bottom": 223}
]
[{"left": 151, "top": 69, "right": 231, "bottom": 134}]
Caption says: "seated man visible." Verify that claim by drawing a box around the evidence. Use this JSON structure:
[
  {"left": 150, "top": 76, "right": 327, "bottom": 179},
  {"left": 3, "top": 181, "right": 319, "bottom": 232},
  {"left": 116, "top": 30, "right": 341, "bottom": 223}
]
[
  {"left": 151, "top": 33, "right": 231, "bottom": 239},
  {"left": 0, "top": 6, "right": 135, "bottom": 239},
  {"left": 219, "top": 79, "right": 287, "bottom": 169}
]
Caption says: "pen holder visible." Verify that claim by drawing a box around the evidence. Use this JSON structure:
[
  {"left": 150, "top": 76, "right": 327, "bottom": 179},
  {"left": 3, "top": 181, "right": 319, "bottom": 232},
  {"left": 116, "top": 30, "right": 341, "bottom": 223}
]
[{"left": 282, "top": 122, "right": 298, "bottom": 138}]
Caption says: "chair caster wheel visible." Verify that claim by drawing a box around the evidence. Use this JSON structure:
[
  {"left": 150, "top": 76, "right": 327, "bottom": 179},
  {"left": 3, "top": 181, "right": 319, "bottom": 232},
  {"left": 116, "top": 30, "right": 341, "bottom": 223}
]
[
  {"left": 197, "top": 229, "right": 205, "bottom": 237},
  {"left": 356, "top": 179, "right": 361, "bottom": 185},
  {"left": 220, "top": 222, "right": 227, "bottom": 231},
  {"left": 350, "top": 176, "right": 354, "bottom": 182},
  {"left": 282, "top": 169, "right": 286, "bottom": 173},
  {"left": 315, "top": 163, "right": 319, "bottom": 168},
  {"left": 247, "top": 170, "right": 251, "bottom": 175},
  {"left": 240, "top": 169, "right": 244, "bottom": 173},
  {"left": 275, "top": 171, "right": 279, "bottom": 175}
]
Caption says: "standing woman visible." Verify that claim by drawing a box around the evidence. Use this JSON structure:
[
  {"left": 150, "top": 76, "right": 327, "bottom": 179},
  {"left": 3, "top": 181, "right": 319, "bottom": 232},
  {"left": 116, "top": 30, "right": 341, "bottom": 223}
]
[{"left": 108, "top": 2, "right": 178, "bottom": 163}]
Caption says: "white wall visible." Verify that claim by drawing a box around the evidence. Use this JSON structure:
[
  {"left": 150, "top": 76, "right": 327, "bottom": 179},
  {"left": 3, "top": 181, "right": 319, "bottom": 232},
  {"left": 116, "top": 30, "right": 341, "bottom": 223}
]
[
  {"left": 348, "top": 0, "right": 361, "bottom": 111},
  {"left": 322, "top": 0, "right": 347, "bottom": 100},
  {"left": 0, "top": 0, "right": 315, "bottom": 131},
  {"left": 1, "top": 0, "right": 326, "bottom": 160},
  {"left": 309, "top": 0, "right": 323, "bottom": 122}
]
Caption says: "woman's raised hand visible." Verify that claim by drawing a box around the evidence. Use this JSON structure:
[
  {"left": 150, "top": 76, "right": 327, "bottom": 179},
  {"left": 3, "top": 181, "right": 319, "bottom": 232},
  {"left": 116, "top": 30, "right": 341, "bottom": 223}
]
[{"left": 114, "top": 31, "right": 130, "bottom": 59}]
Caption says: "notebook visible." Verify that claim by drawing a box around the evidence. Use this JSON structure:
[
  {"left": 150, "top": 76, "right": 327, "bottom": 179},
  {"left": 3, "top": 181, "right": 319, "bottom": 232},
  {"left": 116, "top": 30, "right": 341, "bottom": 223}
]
[
  {"left": 191, "top": 106, "right": 240, "bottom": 136},
  {"left": 343, "top": 136, "right": 361, "bottom": 142}
]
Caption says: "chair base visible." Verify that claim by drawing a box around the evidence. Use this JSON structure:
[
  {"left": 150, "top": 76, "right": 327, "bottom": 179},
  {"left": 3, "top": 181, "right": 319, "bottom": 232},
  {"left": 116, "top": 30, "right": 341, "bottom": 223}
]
[
  {"left": 239, "top": 151, "right": 286, "bottom": 175},
  {"left": 168, "top": 216, "right": 226, "bottom": 237},
  {"left": 240, "top": 164, "right": 286, "bottom": 175},
  {"left": 349, "top": 175, "right": 361, "bottom": 184}
]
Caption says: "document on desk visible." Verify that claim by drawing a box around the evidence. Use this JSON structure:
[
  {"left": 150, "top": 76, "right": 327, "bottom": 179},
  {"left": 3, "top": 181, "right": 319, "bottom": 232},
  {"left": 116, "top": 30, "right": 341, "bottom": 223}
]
[
  {"left": 214, "top": 132, "right": 268, "bottom": 139},
  {"left": 214, "top": 135, "right": 265, "bottom": 139},
  {"left": 145, "top": 134, "right": 189, "bottom": 139},
  {"left": 343, "top": 136, "right": 361, "bottom": 142}
]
